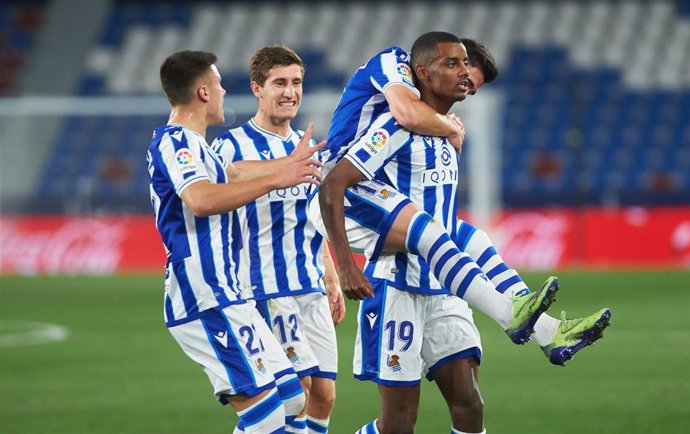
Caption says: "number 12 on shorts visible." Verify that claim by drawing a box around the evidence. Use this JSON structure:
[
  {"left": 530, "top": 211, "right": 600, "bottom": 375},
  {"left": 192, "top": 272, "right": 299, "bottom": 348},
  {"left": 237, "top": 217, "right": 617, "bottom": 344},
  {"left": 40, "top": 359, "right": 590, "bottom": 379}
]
[{"left": 384, "top": 320, "right": 414, "bottom": 351}]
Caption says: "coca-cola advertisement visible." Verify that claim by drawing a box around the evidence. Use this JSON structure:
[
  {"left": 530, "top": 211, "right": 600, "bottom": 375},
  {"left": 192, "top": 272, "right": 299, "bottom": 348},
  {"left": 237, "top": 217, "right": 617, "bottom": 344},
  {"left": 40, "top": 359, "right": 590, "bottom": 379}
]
[
  {"left": 1, "top": 207, "right": 689, "bottom": 275},
  {"left": 0, "top": 216, "right": 165, "bottom": 275}
]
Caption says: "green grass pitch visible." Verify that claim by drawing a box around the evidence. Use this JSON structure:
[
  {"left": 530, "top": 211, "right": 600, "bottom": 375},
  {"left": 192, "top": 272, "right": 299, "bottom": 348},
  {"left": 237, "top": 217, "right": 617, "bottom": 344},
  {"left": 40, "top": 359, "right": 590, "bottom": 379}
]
[{"left": 1, "top": 270, "right": 689, "bottom": 433}]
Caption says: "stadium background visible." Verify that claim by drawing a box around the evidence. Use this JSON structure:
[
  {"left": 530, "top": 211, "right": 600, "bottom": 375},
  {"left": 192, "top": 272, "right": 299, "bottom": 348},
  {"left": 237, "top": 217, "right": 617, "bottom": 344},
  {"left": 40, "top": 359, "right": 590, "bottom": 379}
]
[{"left": 1, "top": 0, "right": 689, "bottom": 433}]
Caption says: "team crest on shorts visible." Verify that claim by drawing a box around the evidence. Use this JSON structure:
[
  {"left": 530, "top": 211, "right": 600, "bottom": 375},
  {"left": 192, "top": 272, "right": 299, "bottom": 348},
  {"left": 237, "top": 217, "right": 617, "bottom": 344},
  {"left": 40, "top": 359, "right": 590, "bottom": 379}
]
[
  {"left": 255, "top": 357, "right": 267, "bottom": 376},
  {"left": 175, "top": 148, "right": 197, "bottom": 174},
  {"left": 386, "top": 354, "right": 403, "bottom": 373},
  {"left": 286, "top": 346, "right": 300, "bottom": 364},
  {"left": 378, "top": 188, "right": 397, "bottom": 200}
]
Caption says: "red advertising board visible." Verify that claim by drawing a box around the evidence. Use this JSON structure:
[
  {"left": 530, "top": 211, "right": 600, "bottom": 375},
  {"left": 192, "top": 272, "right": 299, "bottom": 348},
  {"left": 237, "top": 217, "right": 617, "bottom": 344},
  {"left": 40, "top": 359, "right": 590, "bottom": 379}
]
[{"left": 1, "top": 207, "right": 689, "bottom": 275}]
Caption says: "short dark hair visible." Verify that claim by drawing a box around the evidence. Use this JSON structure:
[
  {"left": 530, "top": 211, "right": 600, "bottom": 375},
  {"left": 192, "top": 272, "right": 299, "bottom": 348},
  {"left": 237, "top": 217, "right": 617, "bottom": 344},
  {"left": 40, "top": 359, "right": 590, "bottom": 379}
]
[
  {"left": 461, "top": 38, "right": 499, "bottom": 83},
  {"left": 160, "top": 50, "right": 217, "bottom": 105},
  {"left": 410, "top": 31, "right": 461, "bottom": 68},
  {"left": 250, "top": 44, "right": 304, "bottom": 86}
]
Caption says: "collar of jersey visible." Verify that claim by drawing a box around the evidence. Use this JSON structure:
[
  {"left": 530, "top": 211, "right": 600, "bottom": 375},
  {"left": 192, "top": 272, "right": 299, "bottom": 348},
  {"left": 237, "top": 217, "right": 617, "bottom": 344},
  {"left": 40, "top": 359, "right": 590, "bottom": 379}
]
[{"left": 249, "top": 118, "right": 294, "bottom": 141}]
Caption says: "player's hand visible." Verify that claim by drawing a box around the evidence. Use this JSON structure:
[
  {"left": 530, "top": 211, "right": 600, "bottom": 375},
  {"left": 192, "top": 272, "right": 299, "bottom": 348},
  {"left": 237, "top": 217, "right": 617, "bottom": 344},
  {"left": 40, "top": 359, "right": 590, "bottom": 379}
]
[
  {"left": 327, "top": 284, "right": 346, "bottom": 326},
  {"left": 278, "top": 123, "right": 326, "bottom": 187},
  {"left": 339, "top": 263, "right": 374, "bottom": 300},
  {"left": 446, "top": 113, "right": 465, "bottom": 154}
]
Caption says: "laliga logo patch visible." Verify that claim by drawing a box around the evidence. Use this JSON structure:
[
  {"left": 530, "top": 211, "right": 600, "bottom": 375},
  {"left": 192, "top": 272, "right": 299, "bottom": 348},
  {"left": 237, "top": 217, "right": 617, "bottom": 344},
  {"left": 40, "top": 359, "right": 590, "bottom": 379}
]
[
  {"left": 386, "top": 354, "right": 403, "bottom": 373},
  {"left": 364, "top": 129, "right": 390, "bottom": 156},
  {"left": 175, "top": 148, "right": 197, "bottom": 173},
  {"left": 396, "top": 63, "right": 413, "bottom": 84}
]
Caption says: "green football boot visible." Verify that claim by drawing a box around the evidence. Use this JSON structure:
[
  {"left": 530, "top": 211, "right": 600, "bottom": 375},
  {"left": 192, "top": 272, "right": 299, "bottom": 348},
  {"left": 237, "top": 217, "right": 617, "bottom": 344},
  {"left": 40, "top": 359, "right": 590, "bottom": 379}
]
[
  {"left": 541, "top": 308, "right": 612, "bottom": 366},
  {"left": 505, "top": 276, "right": 559, "bottom": 344}
]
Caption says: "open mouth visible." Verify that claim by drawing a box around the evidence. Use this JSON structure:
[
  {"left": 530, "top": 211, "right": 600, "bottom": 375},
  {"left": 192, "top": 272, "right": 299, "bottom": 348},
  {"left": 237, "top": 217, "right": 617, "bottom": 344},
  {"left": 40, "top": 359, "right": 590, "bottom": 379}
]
[{"left": 279, "top": 101, "right": 297, "bottom": 108}]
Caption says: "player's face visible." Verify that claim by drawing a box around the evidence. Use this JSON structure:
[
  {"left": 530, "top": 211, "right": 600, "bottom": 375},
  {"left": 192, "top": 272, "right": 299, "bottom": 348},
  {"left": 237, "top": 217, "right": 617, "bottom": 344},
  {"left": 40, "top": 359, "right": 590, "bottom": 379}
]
[
  {"left": 207, "top": 64, "right": 226, "bottom": 124},
  {"left": 254, "top": 63, "right": 303, "bottom": 123},
  {"left": 426, "top": 42, "right": 471, "bottom": 102},
  {"left": 466, "top": 63, "right": 486, "bottom": 96}
]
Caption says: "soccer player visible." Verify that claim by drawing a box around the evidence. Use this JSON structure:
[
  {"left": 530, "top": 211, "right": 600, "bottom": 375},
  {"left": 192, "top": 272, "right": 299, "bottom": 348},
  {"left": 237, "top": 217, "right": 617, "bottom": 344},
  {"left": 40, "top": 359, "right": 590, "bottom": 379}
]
[
  {"left": 212, "top": 45, "right": 344, "bottom": 434},
  {"left": 340, "top": 32, "right": 487, "bottom": 434},
  {"left": 147, "top": 50, "right": 325, "bottom": 433},
  {"left": 312, "top": 33, "right": 610, "bottom": 365}
]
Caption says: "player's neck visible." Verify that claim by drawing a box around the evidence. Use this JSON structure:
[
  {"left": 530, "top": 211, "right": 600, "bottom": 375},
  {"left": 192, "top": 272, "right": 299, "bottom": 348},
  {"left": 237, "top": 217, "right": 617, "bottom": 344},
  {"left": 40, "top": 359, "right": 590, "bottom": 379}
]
[
  {"left": 418, "top": 89, "right": 453, "bottom": 115},
  {"left": 252, "top": 114, "right": 291, "bottom": 139},
  {"left": 168, "top": 107, "right": 208, "bottom": 138}
]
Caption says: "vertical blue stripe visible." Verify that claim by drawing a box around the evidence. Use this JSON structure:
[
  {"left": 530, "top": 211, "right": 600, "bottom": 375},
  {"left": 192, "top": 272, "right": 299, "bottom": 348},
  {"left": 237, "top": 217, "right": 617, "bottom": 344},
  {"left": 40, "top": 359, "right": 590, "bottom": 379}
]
[
  {"left": 245, "top": 202, "right": 264, "bottom": 297},
  {"left": 293, "top": 199, "right": 312, "bottom": 290},
  {"left": 243, "top": 124, "right": 273, "bottom": 159},
  {"left": 269, "top": 201, "right": 289, "bottom": 291},
  {"left": 171, "top": 258, "right": 200, "bottom": 317},
  {"left": 195, "top": 215, "right": 225, "bottom": 295}
]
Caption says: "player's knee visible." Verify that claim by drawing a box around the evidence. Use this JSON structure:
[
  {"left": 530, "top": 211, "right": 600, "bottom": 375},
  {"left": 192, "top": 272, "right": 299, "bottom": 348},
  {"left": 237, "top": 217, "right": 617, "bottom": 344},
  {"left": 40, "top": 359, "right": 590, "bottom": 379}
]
[
  {"left": 284, "top": 388, "right": 307, "bottom": 417},
  {"left": 309, "top": 386, "right": 335, "bottom": 414},
  {"left": 379, "top": 403, "right": 418, "bottom": 434},
  {"left": 450, "top": 387, "right": 484, "bottom": 424}
]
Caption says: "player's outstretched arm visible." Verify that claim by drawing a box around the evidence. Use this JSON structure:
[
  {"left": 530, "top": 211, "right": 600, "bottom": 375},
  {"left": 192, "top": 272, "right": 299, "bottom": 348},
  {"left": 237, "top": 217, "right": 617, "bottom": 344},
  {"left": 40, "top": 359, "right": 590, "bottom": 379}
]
[
  {"left": 319, "top": 159, "right": 373, "bottom": 300},
  {"left": 385, "top": 85, "right": 465, "bottom": 152},
  {"left": 228, "top": 123, "right": 325, "bottom": 182},
  {"left": 181, "top": 153, "right": 322, "bottom": 217}
]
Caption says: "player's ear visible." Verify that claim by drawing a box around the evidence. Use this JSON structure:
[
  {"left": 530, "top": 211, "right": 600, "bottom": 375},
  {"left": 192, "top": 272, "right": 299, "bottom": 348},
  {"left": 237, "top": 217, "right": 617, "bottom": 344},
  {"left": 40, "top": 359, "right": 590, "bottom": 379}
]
[
  {"left": 250, "top": 81, "right": 262, "bottom": 98},
  {"left": 414, "top": 64, "right": 430, "bottom": 81},
  {"left": 197, "top": 84, "right": 210, "bottom": 103}
]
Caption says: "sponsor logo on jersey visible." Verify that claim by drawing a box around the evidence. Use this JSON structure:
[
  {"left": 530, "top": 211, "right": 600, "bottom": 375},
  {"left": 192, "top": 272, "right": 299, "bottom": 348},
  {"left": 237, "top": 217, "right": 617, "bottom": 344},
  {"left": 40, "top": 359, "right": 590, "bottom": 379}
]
[
  {"left": 175, "top": 148, "right": 197, "bottom": 174},
  {"left": 420, "top": 168, "right": 458, "bottom": 186},
  {"left": 396, "top": 63, "right": 413, "bottom": 85},
  {"left": 364, "top": 129, "right": 389, "bottom": 155},
  {"left": 386, "top": 354, "right": 403, "bottom": 373}
]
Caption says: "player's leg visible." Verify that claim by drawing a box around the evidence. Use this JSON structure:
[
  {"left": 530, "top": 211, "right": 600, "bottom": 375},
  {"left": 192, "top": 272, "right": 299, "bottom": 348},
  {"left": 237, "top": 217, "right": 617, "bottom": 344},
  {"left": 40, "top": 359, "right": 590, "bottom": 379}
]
[
  {"left": 296, "top": 293, "right": 338, "bottom": 434},
  {"left": 454, "top": 219, "right": 611, "bottom": 362},
  {"left": 168, "top": 304, "right": 288, "bottom": 433},
  {"left": 253, "top": 297, "right": 322, "bottom": 433},
  {"left": 422, "top": 295, "right": 485, "bottom": 434},
  {"left": 353, "top": 280, "right": 426, "bottom": 434},
  {"left": 386, "top": 205, "right": 557, "bottom": 343}
]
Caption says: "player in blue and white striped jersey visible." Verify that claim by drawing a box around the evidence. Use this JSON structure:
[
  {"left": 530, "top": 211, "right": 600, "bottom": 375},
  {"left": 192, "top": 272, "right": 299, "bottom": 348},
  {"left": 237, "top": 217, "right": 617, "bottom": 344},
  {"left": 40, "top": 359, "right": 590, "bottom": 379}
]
[
  {"left": 147, "top": 50, "right": 324, "bottom": 434},
  {"left": 212, "top": 45, "right": 344, "bottom": 434}
]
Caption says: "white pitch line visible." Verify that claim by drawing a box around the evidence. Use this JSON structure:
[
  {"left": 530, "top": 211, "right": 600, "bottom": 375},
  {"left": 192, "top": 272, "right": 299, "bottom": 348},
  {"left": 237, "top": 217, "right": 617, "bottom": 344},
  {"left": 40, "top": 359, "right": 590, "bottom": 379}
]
[{"left": 0, "top": 320, "right": 69, "bottom": 347}]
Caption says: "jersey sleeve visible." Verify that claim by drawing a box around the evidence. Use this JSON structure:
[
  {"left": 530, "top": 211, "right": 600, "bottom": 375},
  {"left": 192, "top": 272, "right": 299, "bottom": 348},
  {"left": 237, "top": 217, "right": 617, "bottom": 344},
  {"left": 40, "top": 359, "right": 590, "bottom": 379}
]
[
  {"left": 159, "top": 131, "right": 211, "bottom": 196},
  {"left": 370, "top": 47, "right": 420, "bottom": 97},
  {"left": 344, "top": 113, "right": 412, "bottom": 179}
]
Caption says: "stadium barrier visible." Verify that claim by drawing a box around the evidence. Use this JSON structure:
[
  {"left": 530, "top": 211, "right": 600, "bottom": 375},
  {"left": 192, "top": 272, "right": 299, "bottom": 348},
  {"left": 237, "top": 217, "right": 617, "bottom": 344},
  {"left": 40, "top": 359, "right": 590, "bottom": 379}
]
[{"left": 1, "top": 206, "right": 689, "bottom": 275}]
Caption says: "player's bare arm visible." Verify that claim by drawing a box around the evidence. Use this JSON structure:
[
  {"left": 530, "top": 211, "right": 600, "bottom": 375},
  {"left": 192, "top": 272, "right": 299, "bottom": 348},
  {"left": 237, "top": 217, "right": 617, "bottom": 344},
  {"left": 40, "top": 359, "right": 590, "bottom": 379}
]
[
  {"left": 385, "top": 85, "right": 465, "bottom": 152},
  {"left": 227, "top": 123, "right": 325, "bottom": 182},
  {"left": 319, "top": 159, "right": 373, "bottom": 300},
  {"left": 182, "top": 154, "right": 322, "bottom": 217}
]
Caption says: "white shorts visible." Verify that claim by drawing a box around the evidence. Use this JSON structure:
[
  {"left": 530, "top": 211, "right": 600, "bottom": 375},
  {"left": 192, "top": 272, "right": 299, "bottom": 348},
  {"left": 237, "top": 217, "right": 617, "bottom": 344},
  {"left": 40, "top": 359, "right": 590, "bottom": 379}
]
[
  {"left": 353, "top": 278, "right": 482, "bottom": 385},
  {"left": 168, "top": 302, "right": 294, "bottom": 402},
  {"left": 254, "top": 292, "right": 338, "bottom": 379},
  {"left": 309, "top": 178, "right": 411, "bottom": 260}
]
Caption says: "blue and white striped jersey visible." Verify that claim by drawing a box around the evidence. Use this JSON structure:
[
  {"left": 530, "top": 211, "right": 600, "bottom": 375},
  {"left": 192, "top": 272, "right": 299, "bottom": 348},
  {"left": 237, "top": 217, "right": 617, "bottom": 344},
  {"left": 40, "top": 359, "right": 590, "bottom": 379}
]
[
  {"left": 147, "top": 124, "right": 243, "bottom": 327},
  {"left": 322, "top": 46, "right": 418, "bottom": 177},
  {"left": 345, "top": 114, "right": 460, "bottom": 295},
  {"left": 211, "top": 119, "right": 326, "bottom": 301}
]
